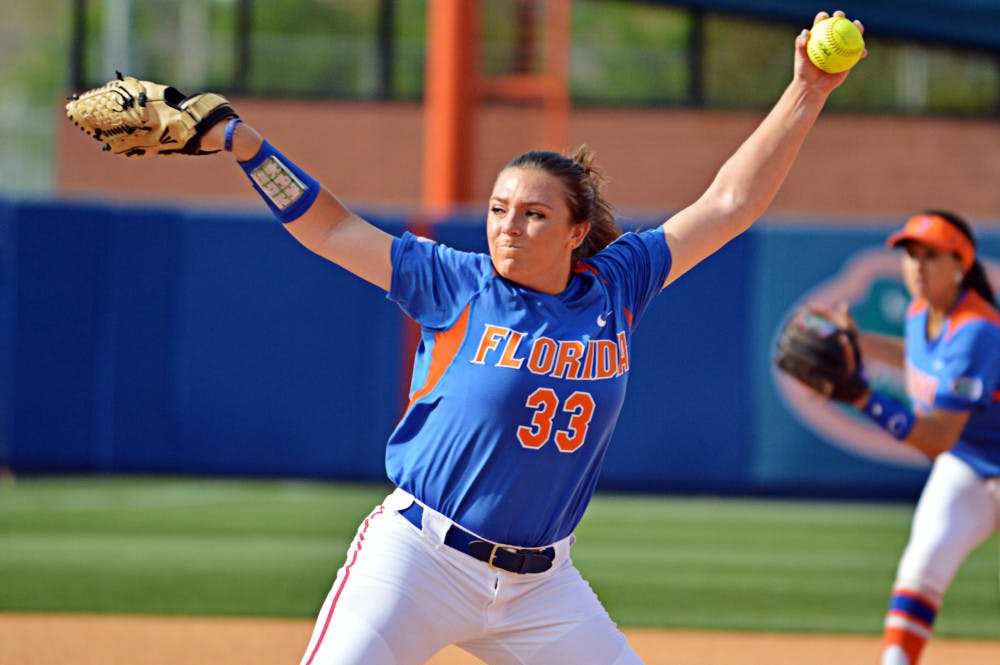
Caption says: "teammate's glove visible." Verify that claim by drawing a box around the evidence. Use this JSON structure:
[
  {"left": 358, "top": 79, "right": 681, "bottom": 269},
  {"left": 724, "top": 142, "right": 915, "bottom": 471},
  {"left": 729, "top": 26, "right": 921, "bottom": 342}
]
[
  {"left": 65, "top": 72, "right": 238, "bottom": 157},
  {"left": 774, "top": 310, "right": 868, "bottom": 403}
]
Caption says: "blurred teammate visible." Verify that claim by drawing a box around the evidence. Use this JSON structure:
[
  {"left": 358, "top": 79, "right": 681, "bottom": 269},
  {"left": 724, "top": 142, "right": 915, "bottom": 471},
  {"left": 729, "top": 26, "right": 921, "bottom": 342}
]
[
  {"left": 189, "top": 11, "right": 860, "bottom": 665},
  {"left": 812, "top": 211, "right": 1000, "bottom": 665}
]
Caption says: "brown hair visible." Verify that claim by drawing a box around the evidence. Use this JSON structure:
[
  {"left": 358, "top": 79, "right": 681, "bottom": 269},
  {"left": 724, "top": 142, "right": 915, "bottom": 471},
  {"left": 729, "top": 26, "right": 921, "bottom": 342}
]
[{"left": 504, "top": 145, "right": 622, "bottom": 263}]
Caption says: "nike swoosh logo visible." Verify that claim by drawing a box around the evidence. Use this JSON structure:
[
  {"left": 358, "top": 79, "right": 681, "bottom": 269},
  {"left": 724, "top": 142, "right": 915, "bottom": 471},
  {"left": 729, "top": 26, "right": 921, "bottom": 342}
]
[{"left": 597, "top": 311, "right": 612, "bottom": 327}]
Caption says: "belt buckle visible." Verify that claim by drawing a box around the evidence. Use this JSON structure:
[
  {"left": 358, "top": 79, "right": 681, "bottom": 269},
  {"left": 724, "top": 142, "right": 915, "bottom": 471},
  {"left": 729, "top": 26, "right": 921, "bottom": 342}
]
[
  {"left": 486, "top": 543, "right": 550, "bottom": 573},
  {"left": 486, "top": 543, "right": 505, "bottom": 570},
  {"left": 468, "top": 538, "right": 552, "bottom": 574}
]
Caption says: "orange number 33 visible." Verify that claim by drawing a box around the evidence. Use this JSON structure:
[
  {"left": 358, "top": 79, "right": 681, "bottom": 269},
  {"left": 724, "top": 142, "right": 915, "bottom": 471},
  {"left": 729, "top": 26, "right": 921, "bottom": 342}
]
[{"left": 516, "top": 388, "right": 596, "bottom": 452}]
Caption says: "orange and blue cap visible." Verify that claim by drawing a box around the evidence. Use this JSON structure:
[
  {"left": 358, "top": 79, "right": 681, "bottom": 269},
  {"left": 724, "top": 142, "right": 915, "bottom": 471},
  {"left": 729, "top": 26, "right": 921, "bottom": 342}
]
[{"left": 886, "top": 213, "right": 975, "bottom": 272}]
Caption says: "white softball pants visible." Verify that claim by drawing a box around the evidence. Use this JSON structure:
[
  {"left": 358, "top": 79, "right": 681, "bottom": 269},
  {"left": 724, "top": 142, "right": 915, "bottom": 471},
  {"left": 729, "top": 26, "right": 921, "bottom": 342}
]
[
  {"left": 298, "top": 488, "right": 643, "bottom": 665},
  {"left": 894, "top": 452, "right": 1000, "bottom": 603}
]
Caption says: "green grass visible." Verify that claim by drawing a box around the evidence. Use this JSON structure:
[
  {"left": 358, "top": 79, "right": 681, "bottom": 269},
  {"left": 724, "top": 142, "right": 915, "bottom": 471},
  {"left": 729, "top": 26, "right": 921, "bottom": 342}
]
[
  {"left": 576, "top": 495, "right": 999, "bottom": 637},
  {"left": 1, "top": 476, "right": 998, "bottom": 638}
]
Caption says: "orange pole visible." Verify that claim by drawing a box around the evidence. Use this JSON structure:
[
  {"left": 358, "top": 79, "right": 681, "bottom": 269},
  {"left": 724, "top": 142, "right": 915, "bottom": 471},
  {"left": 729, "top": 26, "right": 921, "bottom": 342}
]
[
  {"left": 543, "top": 0, "right": 571, "bottom": 152},
  {"left": 421, "top": 0, "right": 480, "bottom": 214}
]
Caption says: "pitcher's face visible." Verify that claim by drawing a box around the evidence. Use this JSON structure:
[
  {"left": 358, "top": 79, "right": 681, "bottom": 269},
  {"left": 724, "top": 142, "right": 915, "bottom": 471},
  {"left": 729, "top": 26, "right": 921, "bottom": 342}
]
[{"left": 487, "top": 167, "right": 588, "bottom": 294}]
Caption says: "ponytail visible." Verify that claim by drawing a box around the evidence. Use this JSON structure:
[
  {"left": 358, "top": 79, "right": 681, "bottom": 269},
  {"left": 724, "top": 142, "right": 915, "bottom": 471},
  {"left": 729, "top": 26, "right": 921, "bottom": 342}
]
[{"left": 963, "top": 260, "right": 998, "bottom": 310}]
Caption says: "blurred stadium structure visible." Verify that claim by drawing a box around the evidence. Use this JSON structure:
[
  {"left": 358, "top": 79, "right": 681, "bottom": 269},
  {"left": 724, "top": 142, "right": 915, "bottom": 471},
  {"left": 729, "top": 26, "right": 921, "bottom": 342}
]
[
  {"left": 2, "top": 0, "right": 1000, "bottom": 201},
  {"left": 3, "top": 1, "right": 1000, "bottom": 495}
]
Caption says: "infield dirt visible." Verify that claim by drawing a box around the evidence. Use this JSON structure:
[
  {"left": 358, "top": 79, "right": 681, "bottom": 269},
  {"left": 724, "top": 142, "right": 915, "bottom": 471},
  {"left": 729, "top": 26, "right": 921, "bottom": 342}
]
[{"left": 2, "top": 613, "right": 998, "bottom": 664}]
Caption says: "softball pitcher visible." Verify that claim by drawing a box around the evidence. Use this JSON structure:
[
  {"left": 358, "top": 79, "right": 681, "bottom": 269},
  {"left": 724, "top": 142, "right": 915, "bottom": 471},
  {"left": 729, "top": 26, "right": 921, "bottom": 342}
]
[
  {"left": 779, "top": 211, "right": 1000, "bottom": 665},
  {"left": 65, "top": 11, "right": 860, "bottom": 664}
]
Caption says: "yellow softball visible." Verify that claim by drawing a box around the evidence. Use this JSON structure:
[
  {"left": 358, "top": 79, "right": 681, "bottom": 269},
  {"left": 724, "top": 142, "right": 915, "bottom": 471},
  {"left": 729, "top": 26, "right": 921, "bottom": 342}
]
[{"left": 807, "top": 16, "right": 864, "bottom": 74}]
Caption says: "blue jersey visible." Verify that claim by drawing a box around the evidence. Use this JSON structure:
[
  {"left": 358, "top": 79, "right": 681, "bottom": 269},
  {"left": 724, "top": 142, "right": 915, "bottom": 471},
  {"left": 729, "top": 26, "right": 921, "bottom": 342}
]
[
  {"left": 385, "top": 229, "right": 672, "bottom": 547},
  {"left": 904, "top": 289, "right": 1000, "bottom": 476}
]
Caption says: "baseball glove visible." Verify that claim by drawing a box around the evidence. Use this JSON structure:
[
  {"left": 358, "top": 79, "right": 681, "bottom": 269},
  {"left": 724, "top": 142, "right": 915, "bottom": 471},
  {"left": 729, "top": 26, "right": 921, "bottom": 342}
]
[
  {"left": 774, "top": 310, "right": 868, "bottom": 403},
  {"left": 65, "top": 72, "right": 237, "bottom": 157}
]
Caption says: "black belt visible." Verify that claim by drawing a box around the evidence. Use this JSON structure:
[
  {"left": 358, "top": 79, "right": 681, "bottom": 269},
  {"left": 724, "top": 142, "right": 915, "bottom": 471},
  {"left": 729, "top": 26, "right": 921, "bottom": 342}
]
[{"left": 399, "top": 502, "right": 555, "bottom": 574}]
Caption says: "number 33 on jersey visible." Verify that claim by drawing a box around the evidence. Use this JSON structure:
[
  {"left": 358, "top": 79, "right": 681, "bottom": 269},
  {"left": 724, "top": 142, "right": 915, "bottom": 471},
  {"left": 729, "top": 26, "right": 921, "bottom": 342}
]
[{"left": 471, "top": 322, "right": 630, "bottom": 452}]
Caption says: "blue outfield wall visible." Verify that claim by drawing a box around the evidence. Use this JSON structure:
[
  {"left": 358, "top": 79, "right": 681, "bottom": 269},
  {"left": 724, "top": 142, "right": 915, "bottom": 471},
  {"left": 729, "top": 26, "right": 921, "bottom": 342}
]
[{"left": 3, "top": 199, "right": 999, "bottom": 499}]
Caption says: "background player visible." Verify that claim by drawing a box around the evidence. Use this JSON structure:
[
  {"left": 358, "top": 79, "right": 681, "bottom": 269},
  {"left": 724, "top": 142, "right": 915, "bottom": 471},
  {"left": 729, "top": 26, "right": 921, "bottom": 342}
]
[
  {"left": 69, "top": 10, "right": 861, "bottom": 665},
  {"left": 789, "top": 211, "right": 1000, "bottom": 665}
]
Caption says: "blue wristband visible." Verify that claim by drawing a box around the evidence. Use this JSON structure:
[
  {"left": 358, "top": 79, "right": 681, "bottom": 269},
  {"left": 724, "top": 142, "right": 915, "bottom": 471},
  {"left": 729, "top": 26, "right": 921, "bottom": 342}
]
[
  {"left": 238, "top": 140, "right": 320, "bottom": 224},
  {"left": 861, "top": 390, "right": 916, "bottom": 440},
  {"left": 223, "top": 117, "right": 241, "bottom": 152}
]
